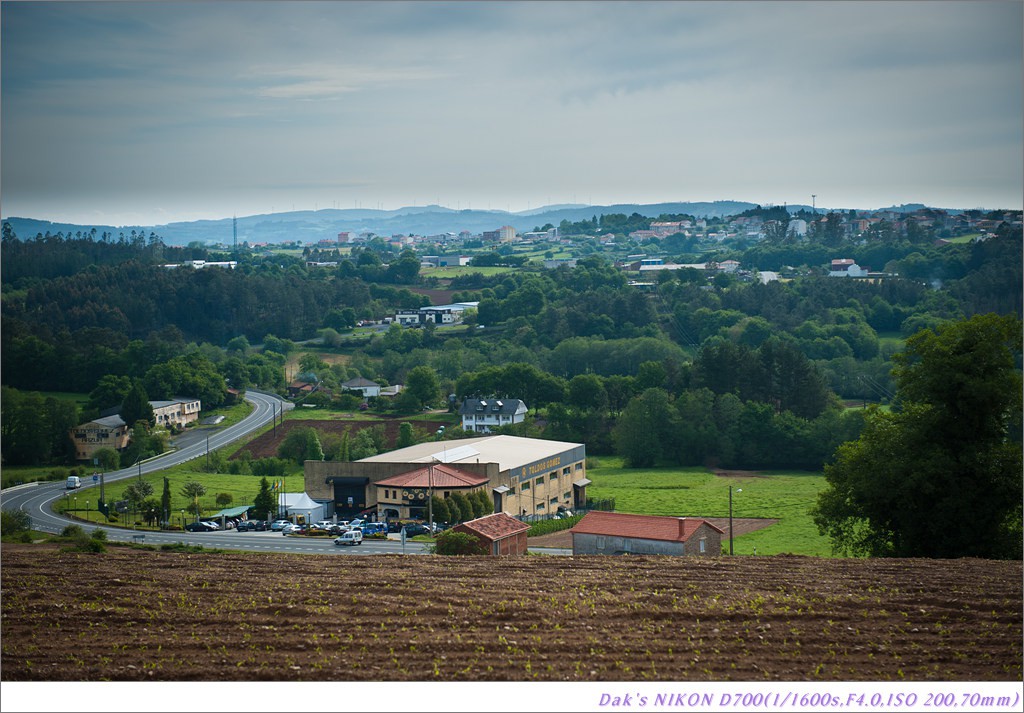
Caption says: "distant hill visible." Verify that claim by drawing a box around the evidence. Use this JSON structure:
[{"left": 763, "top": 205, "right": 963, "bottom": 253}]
[{"left": 1, "top": 200, "right": 965, "bottom": 246}]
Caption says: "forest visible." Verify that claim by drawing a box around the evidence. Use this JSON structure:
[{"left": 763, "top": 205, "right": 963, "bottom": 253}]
[{"left": 1, "top": 216, "right": 1020, "bottom": 476}]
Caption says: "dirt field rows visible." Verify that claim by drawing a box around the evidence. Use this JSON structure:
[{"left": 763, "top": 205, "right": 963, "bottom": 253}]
[
  {"left": 235, "top": 419, "right": 452, "bottom": 460},
  {"left": 1, "top": 545, "right": 1019, "bottom": 682}
]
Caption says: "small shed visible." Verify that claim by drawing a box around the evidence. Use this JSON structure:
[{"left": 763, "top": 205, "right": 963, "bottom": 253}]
[
  {"left": 452, "top": 512, "right": 531, "bottom": 555},
  {"left": 570, "top": 511, "right": 723, "bottom": 556}
]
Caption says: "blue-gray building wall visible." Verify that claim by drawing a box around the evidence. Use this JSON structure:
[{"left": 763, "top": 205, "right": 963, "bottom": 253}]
[{"left": 572, "top": 533, "right": 685, "bottom": 556}]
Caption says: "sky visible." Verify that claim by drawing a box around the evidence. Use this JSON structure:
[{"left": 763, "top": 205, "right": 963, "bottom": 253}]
[{"left": 2, "top": 0, "right": 1021, "bottom": 227}]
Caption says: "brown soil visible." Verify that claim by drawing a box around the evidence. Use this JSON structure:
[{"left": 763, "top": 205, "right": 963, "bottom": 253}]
[
  {"left": 2, "top": 544, "right": 1019, "bottom": 682},
  {"left": 234, "top": 419, "right": 452, "bottom": 460},
  {"left": 407, "top": 287, "right": 456, "bottom": 304}
]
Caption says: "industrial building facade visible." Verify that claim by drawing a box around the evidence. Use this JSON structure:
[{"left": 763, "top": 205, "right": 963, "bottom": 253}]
[{"left": 303, "top": 435, "right": 588, "bottom": 521}]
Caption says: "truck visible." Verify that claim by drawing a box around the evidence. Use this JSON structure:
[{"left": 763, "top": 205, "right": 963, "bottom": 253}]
[{"left": 66, "top": 476, "right": 82, "bottom": 490}]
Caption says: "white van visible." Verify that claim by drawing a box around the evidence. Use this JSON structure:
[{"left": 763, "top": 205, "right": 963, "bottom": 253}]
[
  {"left": 66, "top": 476, "right": 82, "bottom": 489},
  {"left": 334, "top": 529, "right": 363, "bottom": 546}
]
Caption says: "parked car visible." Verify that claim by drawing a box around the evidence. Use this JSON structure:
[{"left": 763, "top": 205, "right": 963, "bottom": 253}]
[
  {"left": 270, "top": 519, "right": 291, "bottom": 531},
  {"left": 200, "top": 520, "right": 220, "bottom": 530},
  {"left": 401, "top": 523, "right": 430, "bottom": 537},
  {"left": 282, "top": 523, "right": 305, "bottom": 535},
  {"left": 184, "top": 521, "right": 217, "bottom": 532},
  {"left": 334, "top": 530, "right": 363, "bottom": 546},
  {"left": 237, "top": 520, "right": 266, "bottom": 532},
  {"left": 361, "top": 522, "right": 387, "bottom": 536}
]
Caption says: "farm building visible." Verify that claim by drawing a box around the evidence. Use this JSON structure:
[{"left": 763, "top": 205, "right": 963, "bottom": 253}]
[
  {"left": 451, "top": 512, "right": 531, "bottom": 555},
  {"left": 570, "top": 511, "right": 724, "bottom": 556},
  {"left": 304, "top": 435, "right": 587, "bottom": 520}
]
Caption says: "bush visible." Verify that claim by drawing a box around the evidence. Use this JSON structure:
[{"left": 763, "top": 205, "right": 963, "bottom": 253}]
[
  {"left": 431, "top": 530, "right": 485, "bottom": 555},
  {"left": 1, "top": 508, "right": 32, "bottom": 537},
  {"left": 526, "top": 514, "right": 583, "bottom": 537},
  {"left": 60, "top": 524, "right": 85, "bottom": 539}
]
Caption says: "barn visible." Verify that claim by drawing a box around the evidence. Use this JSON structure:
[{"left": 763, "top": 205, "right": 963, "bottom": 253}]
[{"left": 570, "top": 511, "right": 724, "bottom": 556}]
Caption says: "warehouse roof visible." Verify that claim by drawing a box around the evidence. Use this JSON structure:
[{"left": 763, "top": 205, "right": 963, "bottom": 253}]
[{"left": 357, "top": 435, "right": 583, "bottom": 472}]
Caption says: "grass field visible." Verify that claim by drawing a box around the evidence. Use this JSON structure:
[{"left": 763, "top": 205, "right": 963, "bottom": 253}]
[
  {"left": 421, "top": 265, "right": 515, "bottom": 278},
  {"left": 55, "top": 466, "right": 302, "bottom": 529},
  {"left": 586, "top": 457, "right": 834, "bottom": 557}
]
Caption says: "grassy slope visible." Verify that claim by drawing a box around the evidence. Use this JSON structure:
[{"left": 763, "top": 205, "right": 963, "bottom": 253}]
[{"left": 586, "top": 457, "right": 833, "bottom": 557}]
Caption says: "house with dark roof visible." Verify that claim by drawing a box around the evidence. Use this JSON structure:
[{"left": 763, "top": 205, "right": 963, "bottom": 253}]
[
  {"left": 70, "top": 415, "right": 130, "bottom": 461},
  {"left": 570, "top": 511, "right": 723, "bottom": 556},
  {"left": 459, "top": 398, "right": 528, "bottom": 433},
  {"left": 374, "top": 463, "right": 489, "bottom": 522},
  {"left": 452, "top": 512, "right": 531, "bottom": 555},
  {"left": 342, "top": 377, "right": 381, "bottom": 398}
]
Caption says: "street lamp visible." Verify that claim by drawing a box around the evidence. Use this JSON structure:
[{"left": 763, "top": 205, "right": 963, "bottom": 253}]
[
  {"left": 85, "top": 500, "right": 89, "bottom": 522},
  {"left": 729, "top": 487, "right": 742, "bottom": 555}
]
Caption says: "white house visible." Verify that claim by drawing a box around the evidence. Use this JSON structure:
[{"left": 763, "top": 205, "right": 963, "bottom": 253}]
[
  {"left": 342, "top": 377, "right": 381, "bottom": 398},
  {"left": 459, "top": 398, "right": 528, "bottom": 433},
  {"left": 829, "top": 259, "right": 869, "bottom": 277}
]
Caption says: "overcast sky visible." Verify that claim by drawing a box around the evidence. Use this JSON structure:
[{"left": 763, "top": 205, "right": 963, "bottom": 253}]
[{"left": 2, "top": 1, "right": 1021, "bottom": 226}]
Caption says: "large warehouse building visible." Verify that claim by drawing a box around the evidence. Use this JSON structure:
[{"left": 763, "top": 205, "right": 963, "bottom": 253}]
[{"left": 303, "top": 435, "right": 588, "bottom": 521}]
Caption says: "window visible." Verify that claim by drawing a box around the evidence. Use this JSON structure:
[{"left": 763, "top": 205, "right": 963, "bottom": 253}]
[
  {"left": 596, "top": 536, "right": 605, "bottom": 550},
  {"left": 699, "top": 538, "right": 706, "bottom": 554},
  {"left": 536, "top": 503, "right": 545, "bottom": 511},
  {"left": 521, "top": 482, "right": 530, "bottom": 491},
  {"left": 575, "top": 462, "right": 583, "bottom": 470},
  {"left": 535, "top": 476, "right": 544, "bottom": 487},
  {"left": 563, "top": 492, "right": 571, "bottom": 500},
  {"left": 549, "top": 497, "right": 558, "bottom": 505},
  {"left": 549, "top": 473, "right": 558, "bottom": 482},
  {"left": 562, "top": 467, "right": 571, "bottom": 475},
  {"left": 508, "top": 486, "right": 516, "bottom": 495}
]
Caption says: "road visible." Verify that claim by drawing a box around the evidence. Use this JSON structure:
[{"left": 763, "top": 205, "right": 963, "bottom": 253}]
[{"left": 0, "top": 389, "right": 569, "bottom": 555}]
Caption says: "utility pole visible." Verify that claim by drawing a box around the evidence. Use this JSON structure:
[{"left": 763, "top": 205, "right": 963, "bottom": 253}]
[{"left": 811, "top": 195, "right": 816, "bottom": 215}]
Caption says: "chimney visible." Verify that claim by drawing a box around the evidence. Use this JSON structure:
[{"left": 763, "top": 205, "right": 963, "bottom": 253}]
[{"left": 678, "top": 517, "right": 687, "bottom": 538}]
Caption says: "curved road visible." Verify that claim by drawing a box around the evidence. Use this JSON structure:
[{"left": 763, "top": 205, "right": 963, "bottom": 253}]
[{"left": 0, "top": 389, "right": 568, "bottom": 556}]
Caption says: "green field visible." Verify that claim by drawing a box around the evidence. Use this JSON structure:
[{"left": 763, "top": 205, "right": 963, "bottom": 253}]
[
  {"left": 421, "top": 265, "right": 515, "bottom": 278},
  {"left": 586, "top": 457, "right": 834, "bottom": 557},
  {"left": 54, "top": 465, "right": 304, "bottom": 529}
]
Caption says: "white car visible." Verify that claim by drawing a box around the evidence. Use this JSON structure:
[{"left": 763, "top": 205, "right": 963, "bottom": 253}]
[
  {"left": 281, "top": 523, "right": 303, "bottom": 535},
  {"left": 269, "top": 519, "right": 291, "bottom": 531},
  {"left": 334, "top": 530, "right": 363, "bottom": 546}
]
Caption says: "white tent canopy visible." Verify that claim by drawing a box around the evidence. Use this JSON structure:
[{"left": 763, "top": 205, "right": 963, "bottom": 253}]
[{"left": 278, "top": 492, "right": 326, "bottom": 523}]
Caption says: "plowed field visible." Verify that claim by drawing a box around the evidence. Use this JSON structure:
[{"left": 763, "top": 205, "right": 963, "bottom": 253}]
[{"left": 1, "top": 545, "right": 1020, "bottom": 682}]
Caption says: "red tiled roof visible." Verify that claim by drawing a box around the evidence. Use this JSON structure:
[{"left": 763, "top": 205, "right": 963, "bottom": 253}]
[
  {"left": 375, "top": 463, "right": 489, "bottom": 489},
  {"left": 570, "top": 511, "right": 723, "bottom": 543},
  {"left": 456, "top": 512, "right": 530, "bottom": 540}
]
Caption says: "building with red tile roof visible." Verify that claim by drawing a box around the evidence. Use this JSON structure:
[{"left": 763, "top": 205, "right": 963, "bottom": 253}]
[
  {"left": 570, "top": 511, "right": 723, "bottom": 556},
  {"left": 452, "top": 512, "right": 531, "bottom": 555},
  {"left": 374, "top": 464, "right": 488, "bottom": 522}
]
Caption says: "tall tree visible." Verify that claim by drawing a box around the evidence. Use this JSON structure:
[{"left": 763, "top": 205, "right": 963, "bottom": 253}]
[
  {"left": 253, "top": 477, "right": 277, "bottom": 522},
  {"left": 180, "top": 480, "right": 207, "bottom": 519},
  {"left": 812, "top": 314, "right": 1022, "bottom": 558},
  {"left": 613, "top": 388, "right": 676, "bottom": 468},
  {"left": 120, "top": 379, "right": 154, "bottom": 429},
  {"left": 404, "top": 365, "right": 440, "bottom": 409}
]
